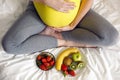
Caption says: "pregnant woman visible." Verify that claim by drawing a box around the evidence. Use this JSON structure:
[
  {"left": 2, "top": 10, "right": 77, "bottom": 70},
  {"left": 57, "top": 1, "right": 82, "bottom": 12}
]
[{"left": 2, "top": 0, "right": 119, "bottom": 54}]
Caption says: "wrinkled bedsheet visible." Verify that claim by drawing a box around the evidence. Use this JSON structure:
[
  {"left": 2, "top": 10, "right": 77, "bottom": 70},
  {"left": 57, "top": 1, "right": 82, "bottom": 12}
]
[{"left": 0, "top": 0, "right": 120, "bottom": 80}]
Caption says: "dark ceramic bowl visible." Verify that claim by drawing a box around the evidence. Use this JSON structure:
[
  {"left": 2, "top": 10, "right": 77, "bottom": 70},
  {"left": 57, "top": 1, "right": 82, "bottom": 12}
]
[{"left": 36, "top": 52, "right": 55, "bottom": 71}]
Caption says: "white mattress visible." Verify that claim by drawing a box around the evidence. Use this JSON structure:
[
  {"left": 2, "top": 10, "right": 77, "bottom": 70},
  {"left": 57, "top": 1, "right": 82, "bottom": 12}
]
[{"left": 0, "top": 0, "right": 120, "bottom": 80}]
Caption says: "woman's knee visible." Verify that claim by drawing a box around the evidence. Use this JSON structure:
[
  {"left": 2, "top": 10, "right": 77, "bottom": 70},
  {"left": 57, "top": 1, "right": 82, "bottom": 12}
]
[
  {"left": 2, "top": 40, "right": 15, "bottom": 54},
  {"left": 100, "top": 27, "right": 119, "bottom": 46}
]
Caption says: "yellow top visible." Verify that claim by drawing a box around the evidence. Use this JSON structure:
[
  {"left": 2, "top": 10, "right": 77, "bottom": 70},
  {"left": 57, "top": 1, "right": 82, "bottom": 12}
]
[{"left": 33, "top": 0, "right": 81, "bottom": 28}]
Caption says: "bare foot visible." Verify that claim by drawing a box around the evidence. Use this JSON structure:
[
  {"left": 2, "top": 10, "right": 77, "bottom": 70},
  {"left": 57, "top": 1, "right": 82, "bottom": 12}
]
[
  {"left": 40, "top": 27, "right": 63, "bottom": 39},
  {"left": 57, "top": 39, "right": 96, "bottom": 48},
  {"left": 65, "top": 40, "right": 97, "bottom": 48}
]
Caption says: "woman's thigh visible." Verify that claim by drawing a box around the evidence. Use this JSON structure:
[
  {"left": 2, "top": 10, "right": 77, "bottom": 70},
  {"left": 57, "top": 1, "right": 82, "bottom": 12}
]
[
  {"left": 77, "top": 9, "right": 118, "bottom": 38},
  {"left": 2, "top": 2, "right": 53, "bottom": 54},
  {"left": 62, "top": 9, "right": 119, "bottom": 46},
  {"left": 3, "top": 2, "right": 46, "bottom": 45}
]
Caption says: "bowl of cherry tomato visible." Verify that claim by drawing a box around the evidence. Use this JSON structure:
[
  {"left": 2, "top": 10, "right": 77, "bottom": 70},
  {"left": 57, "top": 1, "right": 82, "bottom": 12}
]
[{"left": 36, "top": 52, "right": 55, "bottom": 71}]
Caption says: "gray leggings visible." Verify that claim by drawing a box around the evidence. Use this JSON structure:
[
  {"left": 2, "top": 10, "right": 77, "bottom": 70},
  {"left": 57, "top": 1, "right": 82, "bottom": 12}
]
[{"left": 2, "top": 2, "right": 119, "bottom": 54}]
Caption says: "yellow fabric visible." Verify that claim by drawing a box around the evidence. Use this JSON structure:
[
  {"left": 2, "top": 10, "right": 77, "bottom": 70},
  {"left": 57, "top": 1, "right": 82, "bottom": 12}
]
[{"left": 33, "top": 0, "right": 81, "bottom": 28}]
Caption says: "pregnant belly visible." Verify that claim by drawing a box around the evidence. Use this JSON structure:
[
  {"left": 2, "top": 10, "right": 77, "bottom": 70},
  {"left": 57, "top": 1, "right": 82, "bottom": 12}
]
[{"left": 33, "top": 0, "right": 81, "bottom": 28}]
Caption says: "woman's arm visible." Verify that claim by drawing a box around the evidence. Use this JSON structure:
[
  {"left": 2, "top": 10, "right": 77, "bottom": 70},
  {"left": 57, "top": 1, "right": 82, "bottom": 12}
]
[{"left": 70, "top": 0, "right": 93, "bottom": 28}]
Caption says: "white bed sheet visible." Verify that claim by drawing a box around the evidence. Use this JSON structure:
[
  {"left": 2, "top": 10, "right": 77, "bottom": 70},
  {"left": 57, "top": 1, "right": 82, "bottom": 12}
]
[{"left": 0, "top": 0, "right": 120, "bottom": 80}]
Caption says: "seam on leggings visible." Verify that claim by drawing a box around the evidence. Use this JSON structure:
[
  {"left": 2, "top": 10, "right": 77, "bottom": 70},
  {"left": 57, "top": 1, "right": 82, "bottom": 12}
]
[
  {"left": 78, "top": 27, "right": 104, "bottom": 40},
  {"left": 15, "top": 34, "right": 36, "bottom": 48}
]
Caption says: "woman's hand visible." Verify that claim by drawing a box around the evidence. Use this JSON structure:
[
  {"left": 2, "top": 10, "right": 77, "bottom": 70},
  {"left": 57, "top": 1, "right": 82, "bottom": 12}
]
[
  {"left": 50, "top": 25, "right": 75, "bottom": 32},
  {"left": 44, "top": 0, "right": 76, "bottom": 13}
]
